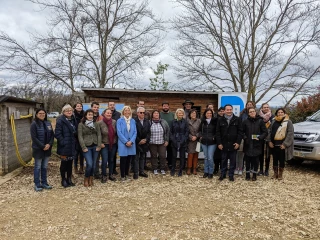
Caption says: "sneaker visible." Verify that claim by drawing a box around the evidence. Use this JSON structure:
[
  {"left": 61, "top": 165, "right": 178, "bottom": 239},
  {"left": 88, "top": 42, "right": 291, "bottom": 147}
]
[
  {"left": 34, "top": 185, "right": 43, "bottom": 192},
  {"left": 238, "top": 170, "right": 243, "bottom": 175},
  {"left": 161, "top": 170, "right": 166, "bottom": 175},
  {"left": 121, "top": 178, "right": 126, "bottom": 182},
  {"left": 258, "top": 171, "right": 264, "bottom": 176},
  {"left": 153, "top": 170, "right": 158, "bottom": 175},
  {"left": 234, "top": 169, "right": 239, "bottom": 175},
  {"left": 125, "top": 175, "right": 131, "bottom": 180},
  {"left": 264, "top": 170, "right": 269, "bottom": 176},
  {"left": 41, "top": 184, "right": 53, "bottom": 190}
]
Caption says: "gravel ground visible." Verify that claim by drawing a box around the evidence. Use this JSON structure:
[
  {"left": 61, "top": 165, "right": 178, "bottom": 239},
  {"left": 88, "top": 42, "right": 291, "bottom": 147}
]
[{"left": 1, "top": 158, "right": 320, "bottom": 240}]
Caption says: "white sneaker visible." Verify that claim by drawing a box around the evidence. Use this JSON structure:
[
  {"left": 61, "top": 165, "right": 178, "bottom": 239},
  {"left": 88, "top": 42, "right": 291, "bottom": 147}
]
[
  {"left": 161, "top": 170, "right": 166, "bottom": 175},
  {"left": 154, "top": 170, "right": 158, "bottom": 175},
  {"left": 234, "top": 169, "right": 239, "bottom": 175},
  {"left": 238, "top": 170, "right": 243, "bottom": 175}
]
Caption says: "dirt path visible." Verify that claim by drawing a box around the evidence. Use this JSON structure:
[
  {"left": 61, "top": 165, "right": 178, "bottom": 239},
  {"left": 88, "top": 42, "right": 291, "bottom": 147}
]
[{"left": 1, "top": 160, "right": 320, "bottom": 240}]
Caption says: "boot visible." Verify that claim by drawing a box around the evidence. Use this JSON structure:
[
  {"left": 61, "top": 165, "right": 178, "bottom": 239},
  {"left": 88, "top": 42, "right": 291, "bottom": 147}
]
[
  {"left": 278, "top": 168, "right": 284, "bottom": 180},
  {"left": 84, "top": 177, "right": 89, "bottom": 187},
  {"left": 61, "top": 178, "right": 69, "bottom": 188},
  {"left": 74, "top": 166, "right": 79, "bottom": 174},
  {"left": 89, "top": 176, "right": 94, "bottom": 186},
  {"left": 67, "top": 177, "right": 75, "bottom": 187},
  {"left": 272, "top": 166, "right": 278, "bottom": 179},
  {"left": 101, "top": 175, "right": 107, "bottom": 183},
  {"left": 252, "top": 173, "right": 257, "bottom": 181},
  {"left": 192, "top": 153, "right": 198, "bottom": 175},
  {"left": 245, "top": 172, "right": 250, "bottom": 180},
  {"left": 79, "top": 166, "right": 84, "bottom": 174},
  {"left": 187, "top": 154, "right": 193, "bottom": 175}
]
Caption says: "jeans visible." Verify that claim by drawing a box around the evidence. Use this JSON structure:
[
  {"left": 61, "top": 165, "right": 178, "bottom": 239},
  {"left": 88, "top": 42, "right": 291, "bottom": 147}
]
[
  {"left": 135, "top": 152, "right": 146, "bottom": 174},
  {"left": 83, "top": 145, "right": 100, "bottom": 177},
  {"left": 34, "top": 156, "right": 50, "bottom": 186},
  {"left": 221, "top": 151, "right": 237, "bottom": 177},
  {"left": 171, "top": 146, "right": 186, "bottom": 172},
  {"left": 202, "top": 144, "right": 217, "bottom": 174},
  {"left": 100, "top": 144, "right": 117, "bottom": 176}
]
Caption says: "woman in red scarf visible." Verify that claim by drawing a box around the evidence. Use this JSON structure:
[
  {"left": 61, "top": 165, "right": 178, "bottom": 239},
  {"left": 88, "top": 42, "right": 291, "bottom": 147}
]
[{"left": 98, "top": 108, "right": 117, "bottom": 182}]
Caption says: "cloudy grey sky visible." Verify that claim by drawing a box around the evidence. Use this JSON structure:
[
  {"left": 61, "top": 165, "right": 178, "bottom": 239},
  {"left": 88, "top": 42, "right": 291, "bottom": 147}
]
[{"left": 0, "top": 0, "right": 303, "bottom": 106}]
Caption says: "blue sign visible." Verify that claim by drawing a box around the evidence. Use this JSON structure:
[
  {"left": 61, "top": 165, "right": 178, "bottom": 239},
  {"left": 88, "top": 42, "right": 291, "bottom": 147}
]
[{"left": 218, "top": 93, "right": 247, "bottom": 116}]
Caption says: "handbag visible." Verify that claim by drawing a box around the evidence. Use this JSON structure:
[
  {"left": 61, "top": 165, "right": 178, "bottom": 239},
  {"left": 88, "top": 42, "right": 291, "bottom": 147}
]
[{"left": 196, "top": 142, "right": 202, "bottom": 152}]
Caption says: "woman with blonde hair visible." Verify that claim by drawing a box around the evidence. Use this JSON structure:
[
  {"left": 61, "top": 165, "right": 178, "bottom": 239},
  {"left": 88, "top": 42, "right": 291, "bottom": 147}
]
[
  {"left": 117, "top": 106, "right": 137, "bottom": 181},
  {"left": 170, "top": 108, "right": 189, "bottom": 176}
]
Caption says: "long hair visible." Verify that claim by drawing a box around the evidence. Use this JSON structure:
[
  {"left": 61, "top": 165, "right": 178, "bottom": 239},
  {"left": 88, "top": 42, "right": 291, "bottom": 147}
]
[
  {"left": 81, "top": 109, "right": 95, "bottom": 123},
  {"left": 202, "top": 108, "right": 214, "bottom": 120}
]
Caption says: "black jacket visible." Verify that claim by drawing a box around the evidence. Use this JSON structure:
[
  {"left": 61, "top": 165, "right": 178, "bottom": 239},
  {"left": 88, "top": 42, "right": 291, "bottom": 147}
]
[
  {"left": 170, "top": 118, "right": 189, "bottom": 149},
  {"left": 216, "top": 114, "right": 243, "bottom": 152},
  {"left": 112, "top": 110, "right": 121, "bottom": 121},
  {"left": 30, "top": 120, "right": 54, "bottom": 159},
  {"left": 242, "top": 116, "right": 268, "bottom": 157},
  {"left": 199, "top": 118, "right": 217, "bottom": 145},
  {"left": 55, "top": 116, "right": 77, "bottom": 157},
  {"left": 135, "top": 117, "right": 151, "bottom": 152}
]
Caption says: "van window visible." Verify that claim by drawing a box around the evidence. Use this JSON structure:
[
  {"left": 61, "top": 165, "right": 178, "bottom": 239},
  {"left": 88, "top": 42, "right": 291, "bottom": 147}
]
[{"left": 308, "top": 111, "right": 320, "bottom": 122}]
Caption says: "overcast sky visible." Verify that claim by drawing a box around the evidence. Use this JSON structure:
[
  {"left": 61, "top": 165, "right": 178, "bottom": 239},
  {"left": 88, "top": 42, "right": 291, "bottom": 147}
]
[{"left": 0, "top": 0, "right": 300, "bottom": 106}]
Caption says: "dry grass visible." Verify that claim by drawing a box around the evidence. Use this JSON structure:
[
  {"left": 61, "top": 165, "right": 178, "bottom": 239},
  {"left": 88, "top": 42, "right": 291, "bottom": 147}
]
[{"left": 1, "top": 158, "right": 320, "bottom": 240}]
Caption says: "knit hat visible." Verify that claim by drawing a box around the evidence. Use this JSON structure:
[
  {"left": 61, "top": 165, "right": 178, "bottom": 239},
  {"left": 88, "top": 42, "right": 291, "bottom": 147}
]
[{"left": 61, "top": 104, "right": 73, "bottom": 113}]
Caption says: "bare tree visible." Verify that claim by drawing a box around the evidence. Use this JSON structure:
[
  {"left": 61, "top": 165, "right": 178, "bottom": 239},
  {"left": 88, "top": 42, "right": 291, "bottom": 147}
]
[
  {"left": 0, "top": 0, "right": 164, "bottom": 91},
  {"left": 173, "top": 0, "right": 320, "bottom": 104}
]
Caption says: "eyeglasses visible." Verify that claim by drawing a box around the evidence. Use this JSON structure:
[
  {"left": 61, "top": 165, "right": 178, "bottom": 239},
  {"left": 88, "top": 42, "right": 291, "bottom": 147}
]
[{"left": 139, "top": 112, "right": 145, "bottom": 114}]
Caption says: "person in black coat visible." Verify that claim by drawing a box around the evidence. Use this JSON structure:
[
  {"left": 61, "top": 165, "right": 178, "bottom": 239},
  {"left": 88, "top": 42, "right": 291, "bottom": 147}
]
[
  {"left": 199, "top": 108, "right": 217, "bottom": 178},
  {"left": 170, "top": 108, "right": 189, "bottom": 176},
  {"left": 134, "top": 107, "right": 151, "bottom": 179},
  {"left": 30, "top": 108, "right": 54, "bottom": 191},
  {"left": 73, "top": 102, "right": 84, "bottom": 174},
  {"left": 216, "top": 104, "right": 243, "bottom": 181},
  {"left": 242, "top": 107, "right": 268, "bottom": 181},
  {"left": 213, "top": 107, "right": 225, "bottom": 174},
  {"left": 55, "top": 104, "right": 77, "bottom": 188}
]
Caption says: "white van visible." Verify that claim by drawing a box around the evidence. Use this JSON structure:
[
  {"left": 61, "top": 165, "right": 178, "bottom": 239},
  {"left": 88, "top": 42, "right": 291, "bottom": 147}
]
[{"left": 292, "top": 110, "right": 320, "bottom": 163}]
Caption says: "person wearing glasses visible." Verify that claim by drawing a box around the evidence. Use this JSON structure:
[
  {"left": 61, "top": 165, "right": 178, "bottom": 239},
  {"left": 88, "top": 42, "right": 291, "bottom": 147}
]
[
  {"left": 30, "top": 109, "right": 54, "bottom": 191},
  {"left": 134, "top": 107, "right": 151, "bottom": 179},
  {"left": 258, "top": 103, "right": 275, "bottom": 176},
  {"left": 55, "top": 104, "right": 77, "bottom": 188},
  {"left": 242, "top": 107, "right": 267, "bottom": 181}
]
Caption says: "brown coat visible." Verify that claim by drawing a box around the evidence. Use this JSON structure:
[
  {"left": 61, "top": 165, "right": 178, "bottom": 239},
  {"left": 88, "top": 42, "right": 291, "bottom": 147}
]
[
  {"left": 98, "top": 119, "right": 117, "bottom": 145},
  {"left": 187, "top": 118, "right": 201, "bottom": 153}
]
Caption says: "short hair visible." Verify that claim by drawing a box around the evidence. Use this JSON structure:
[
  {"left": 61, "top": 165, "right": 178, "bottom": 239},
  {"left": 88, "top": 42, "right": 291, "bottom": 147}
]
[
  {"left": 102, "top": 108, "right": 112, "bottom": 115},
  {"left": 261, "top": 102, "right": 269, "bottom": 109},
  {"left": 34, "top": 108, "right": 47, "bottom": 122},
  {"left": 206, "top": 103, "right": 214, "bottom": 108},
  {"left": 174, "top": 108, "right": 185, "bottom": 119},
  {"left": 202, "top": 108, "right": 214, "bottom": 119},
  {"left": 137, "top": 106, "right": 145, "bottom": 113},
  {"left": 275, "top": 108, "right": 286, "bottom": 115},
  {"left": 121, "top": 106, "right": 132, "bottom": 117},
  {"left": 218, "top": 107, "right": 225, "bottom": 112},
  {"left": 82, "top": 109, "right": 95, "bottom": 123},
  {"left": 188, "top": 109, "right": 198, "bottom": 119},
  {"left": 247, "top": 107, "right": 256, "bottom": 112},
  {"left": 162, "top": 102, "right": 169, "bottom": 106},
  {"left": 151, "top": 110, "right": 160, "bottom": 119},
  {"left": 91, "top": 101, "right": 99, "bottom": 107},
  {"left": 224, "top": 104, "right": 233, "bottom": 109},
  {"left": 138, "top": 100, "right": 144, "bottom": 104}
]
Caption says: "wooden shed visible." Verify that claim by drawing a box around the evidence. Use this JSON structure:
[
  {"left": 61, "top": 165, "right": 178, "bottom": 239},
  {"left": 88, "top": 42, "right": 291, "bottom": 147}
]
[
  {"left": 0, "top": 96, "right": 41, "bottom": 175},
  {"left": 79, "top": 88, "right": 247, "bottom": 116}
]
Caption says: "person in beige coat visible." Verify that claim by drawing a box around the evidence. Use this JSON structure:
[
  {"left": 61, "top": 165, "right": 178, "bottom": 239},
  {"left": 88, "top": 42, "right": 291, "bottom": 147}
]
[
  {"left": 187, "top": 109, "right": 201, "bottom": 175},
  {"left": 267, "top": 108, "right": 294, "bottom": 180}
]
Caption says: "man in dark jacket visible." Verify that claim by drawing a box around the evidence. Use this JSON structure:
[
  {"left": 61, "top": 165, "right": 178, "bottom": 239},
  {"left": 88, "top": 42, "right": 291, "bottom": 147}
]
[
  {"left": 108, "top": 101, "right": 121, "bottom": 121},
  {"left": 134, "top": 107, "right": 151, "bottom": 179},
  {"left": 216, "top": 104, "right": 243, "bottom": 181},
  {"left": 213, "top": 107, "right": 225, "bottom": 174}
]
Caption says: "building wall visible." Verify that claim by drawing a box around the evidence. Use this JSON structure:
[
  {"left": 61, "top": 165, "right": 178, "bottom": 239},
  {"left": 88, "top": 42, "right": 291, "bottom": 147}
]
[
  {"left": 85, "top": 91, "right": 219, "bottom": 115},
  {"left": 0, "top": 102, "right": 34, "bottom": 175}
]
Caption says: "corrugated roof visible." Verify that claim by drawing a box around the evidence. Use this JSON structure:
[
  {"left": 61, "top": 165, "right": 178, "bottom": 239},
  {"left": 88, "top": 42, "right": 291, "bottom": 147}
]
[{"left": 0, "top": 95, "right": 38, "bottom": 104}]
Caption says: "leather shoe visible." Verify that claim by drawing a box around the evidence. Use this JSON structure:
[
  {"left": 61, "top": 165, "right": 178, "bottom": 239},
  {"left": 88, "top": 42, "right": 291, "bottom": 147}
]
[
  {"left": 133, "top": 174, "right": 138, "bottom": 180},
  {"left": 139, "top": 172, "right": 148, "bottom": 178},
  {"left": 218, "top": 175, "right": 226, "bottom": 181},
  {"left": 229, "top": 176, "right": 235, "bottom": 181},
  {"left": 203, "top": 173, "right": 208, "bottom": 178},
  {"left": 208, "top": 174, "right": 213, "bottom": 179},
  {"left": 109, "top": 175, "right": 116, "bottom": 181}
]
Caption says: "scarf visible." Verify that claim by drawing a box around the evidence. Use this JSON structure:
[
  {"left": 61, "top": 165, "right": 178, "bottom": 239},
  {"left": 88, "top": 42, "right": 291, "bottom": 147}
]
[
  {"left": 152, "top": 119, "right": 160, "bottom": 123},
  {"left": 206, "top": 118, "right": 211, "bottom": 124},
  {"left": 259, "top": 109, "right": 272, "bottom": 128},
  {"left": 85, "top": 120, "right": 95, "bottom": 129},
  {"left": 274, "top": 115, "right": 289, "bottom": 141},
  {"left": 103, "top": 116, "right": 115, "bottom": 150},
  {"left": 124, "top": 116, "right": 131, "bottom": 132},
  {"left": 224, "top": 114, "right": 233, "bottom": 124}
]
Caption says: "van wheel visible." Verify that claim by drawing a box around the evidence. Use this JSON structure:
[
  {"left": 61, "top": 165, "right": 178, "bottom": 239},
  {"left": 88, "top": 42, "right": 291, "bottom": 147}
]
[{"left": 287, "top": 158, "right": 304, "bottom": 165}]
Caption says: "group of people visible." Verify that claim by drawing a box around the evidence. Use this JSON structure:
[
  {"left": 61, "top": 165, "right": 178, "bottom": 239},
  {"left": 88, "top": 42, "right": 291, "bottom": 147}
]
[{"left": 30, "top": 99, "right": 294, "bottom": 191}]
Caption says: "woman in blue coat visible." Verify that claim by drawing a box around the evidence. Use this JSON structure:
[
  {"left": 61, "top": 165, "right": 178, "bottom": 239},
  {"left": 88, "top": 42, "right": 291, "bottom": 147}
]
[
  {"left": 30, "top": 108, "right": 54, "bottom": 191},
  {"left": 55, "top": 104, "right": 77, "bottom": 188},
  {"left": 117, "top": 106, "right": 137, "bottom": 181}
]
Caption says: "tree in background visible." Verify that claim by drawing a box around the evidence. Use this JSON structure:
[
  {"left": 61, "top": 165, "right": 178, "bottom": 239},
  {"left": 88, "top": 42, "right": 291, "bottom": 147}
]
[
  {"left": 0, "top": 0, "right": 164, "bottom": 91},
  {"left": 173, "top": 0, "right": 320, "bottom": 104},
  {"left": 149, "top": 62, "right": 169, "bottom": 90}
]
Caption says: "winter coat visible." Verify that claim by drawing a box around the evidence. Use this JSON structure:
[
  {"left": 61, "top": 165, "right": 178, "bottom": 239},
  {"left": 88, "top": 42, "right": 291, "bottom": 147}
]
[
  {"left": 135, "top": 117, "right": 151, "bottom": 152},
  {"left": 187, "top": 118, "right": 201, "bottom": 153},
  {"left": 112, "top": 110, "right": 121, "bottom": 121},
  {"left": 216, "top": 115, "right": 243, "bottom": 152},
  {"left": 117, "top": 117, "right": 137, "bottom": 156},
  {"left": 78, "top": 122, "right": 102, "bottom": 150},
  {"left": 199, "top": 118, "right": 217, "bottom": 146},
  {"left": 55, "top": 116, "right": 77, "bottom": 157},
  {"left": 170, "top": 118, "right": 189, "bottom": 149},
  {"left": 98, "top": 119, "right": 117, "bottom": 145},
  {"left": 242, "top": 116, "right": 268, "bottom": 157},
  {"left": 150, "top": 119, "right": 170, "bottom": 143},
  {"left": 266, "top": 115, "right": 294, "bottom": 161},
  {"left": 30, "top": 120, "right": 54, "bottom": 159}
]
